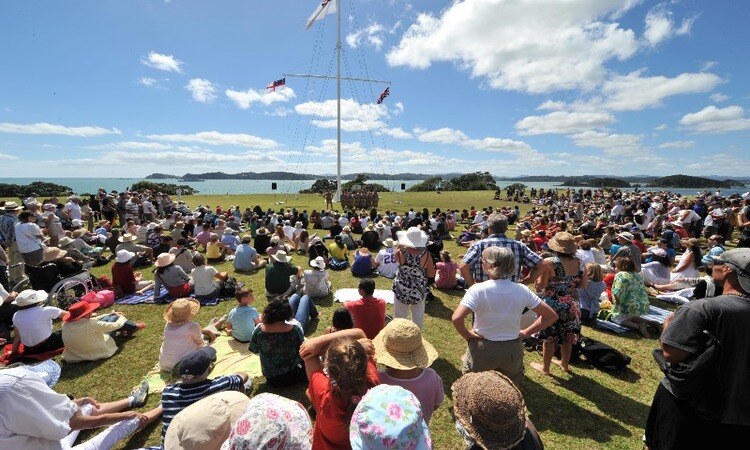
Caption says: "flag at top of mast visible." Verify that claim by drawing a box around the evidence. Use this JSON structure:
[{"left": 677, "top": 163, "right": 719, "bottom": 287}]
[{"left": 305, "top": 0, "right": 337, "bottom": 30}]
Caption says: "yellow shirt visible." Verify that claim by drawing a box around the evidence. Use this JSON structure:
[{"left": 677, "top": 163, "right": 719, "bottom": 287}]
[
  {"left": 328, "top": 243, "right": 348, "bottom": 260},
  {"left": 206, "top": 241, "right": 222, "bottom": 259},
  {"left": 61, "top": 315, "right": 127, "bottom": 362}
]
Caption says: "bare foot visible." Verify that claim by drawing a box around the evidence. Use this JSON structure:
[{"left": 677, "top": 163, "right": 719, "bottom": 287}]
[
  {"left": 530, "top": 362, "right": 552, "bottom": 376},
  {"left": 552, "top": 359, "right": 571, "bottom": 373}
]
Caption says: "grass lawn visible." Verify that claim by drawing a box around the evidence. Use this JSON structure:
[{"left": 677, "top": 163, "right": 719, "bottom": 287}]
[{"left": 36, "top": 191, "right": 670, "bottom": 449}]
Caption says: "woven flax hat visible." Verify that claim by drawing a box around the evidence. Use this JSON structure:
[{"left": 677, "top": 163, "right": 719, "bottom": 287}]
[
  {"left": 372, "top": 318, "right": 437, "bottom": 370},
  {"left": 452, "top": 371, "right": 527, "bottom": 450}
]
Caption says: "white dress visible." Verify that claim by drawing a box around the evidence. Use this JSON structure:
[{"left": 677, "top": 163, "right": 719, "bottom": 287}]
[{"left": 670, "top": 253, "right": 700, "bottom": 282}]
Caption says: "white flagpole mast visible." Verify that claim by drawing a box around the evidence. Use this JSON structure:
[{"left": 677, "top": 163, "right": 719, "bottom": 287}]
[{"left": 335, "top": 0, "right": 342, "bottom": 202}]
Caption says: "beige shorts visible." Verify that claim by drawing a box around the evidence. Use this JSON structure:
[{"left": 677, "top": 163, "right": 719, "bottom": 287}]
[{"left": 462, "top": 337, "right": 524, "bottom": 386}]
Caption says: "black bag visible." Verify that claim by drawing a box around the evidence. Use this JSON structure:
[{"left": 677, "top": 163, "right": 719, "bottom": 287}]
[
  {"left": 576, "top": 337, "right": 631, "bottom": 371},
  {"left": 220, "top": 277, "right": 240, "bottom": 298},
  {"left": 652, "top": 330, "right": 722, "bottom": 419}
]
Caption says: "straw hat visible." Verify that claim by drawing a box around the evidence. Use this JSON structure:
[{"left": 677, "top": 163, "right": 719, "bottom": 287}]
[
  {"left": 310, "top": 256, "right": 326, "bottom": 269},
  {"left": 271, "top": 250, "right": 291, "bottom": 263},
  {"left": 256, "top": 227, "right": 268, "bottom": 235},
  {"left": 155, "top": 253, "right": 176, "bottom": 268},
  {"left": 72, "top": 229, "right": 87, "bottom": 239},
  {"left": 119, "top": 233, "right": 138, "bottom": 243},
  {"left": 12, "top": 289, "right": 48, "bottom": 307},
  {"left": 452, "top": 371, "right": 527, "bottom": 450},
  {"left": 63, "top": 301, "right": 100, "bottom": 322},
  {"left": 115, "top": 250, "right": 135, "bottom": 263},
  {"left": 164, "top": 298, "right": 200, "bottom": 323},
  {"left": 547, "top": 232, "right": 576, "bottom": 255},
  {"left": 616, "top": 232, "right": 634, "bottom": 242},
  {"left": 397, "top": 227, "right": 428, "bottom": 248},
  {"left": 3, "top": 201, "right": 22, "bottom": 211},
  {"left": 58, "top": 236, "right": 74, "bottom": 247},
  {"left": 372, "top": 318, "right": 438, "bottom": 370},
  {"left": 164, "top": 391, "right": 249, "bottom": 450},
  {"left": 383, "top": 238, "right": 394, "bottom": 248},
  {"left": 520, "top": 229, "right": 532, "bottom": 237},
  {"left": 43, "top": 247, "right": 67, "bottom": 262}
]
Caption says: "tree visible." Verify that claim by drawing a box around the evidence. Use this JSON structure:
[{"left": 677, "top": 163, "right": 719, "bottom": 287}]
[
  {"left": 299, "top": 179, "right": 337, "bottom": 194},
  {"left": 130, "top": 181, "right": 198, "bottom": 195},
  {"left": 407, "top": 176, "right": 444, "bottom": 192},
  {"left": 0, "top": 181, "right": 73, "bottom": 198},
  {"left": 447, "top": 172, "right": 499, "bottom": 191}
]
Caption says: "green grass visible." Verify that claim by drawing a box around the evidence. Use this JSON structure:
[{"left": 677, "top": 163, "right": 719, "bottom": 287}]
[{"left": 42, "top": 191, "right": 669, "bottom": 449}]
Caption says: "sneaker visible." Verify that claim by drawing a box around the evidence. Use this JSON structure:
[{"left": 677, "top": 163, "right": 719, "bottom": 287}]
[{"left": 130, "top": 380, "right": 149, "bottom": 407}]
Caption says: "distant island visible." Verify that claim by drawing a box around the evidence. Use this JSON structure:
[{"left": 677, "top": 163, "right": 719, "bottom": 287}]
[
  {"left": 145, "top": 171, "right": 463, "bottom": 181},
  {"left": 649, "top": 174, "right": 745, "bottom": 189},
  {"left": 556, "top": 177, "right": 630, "bottom": 188}
]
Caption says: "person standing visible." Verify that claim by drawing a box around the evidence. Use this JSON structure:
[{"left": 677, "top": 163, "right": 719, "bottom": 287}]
[
  {"left": 645, "top": 249, "right": 750, "bottom": 449},
  {"left": 0, "top": 202, "right": 23, "bottom": 285},
  {"left": 459, "top": 213, "right": 542, "bottom": 286},
  {"left": 393, "top": 227, "right": 435, "bottom": 329}
]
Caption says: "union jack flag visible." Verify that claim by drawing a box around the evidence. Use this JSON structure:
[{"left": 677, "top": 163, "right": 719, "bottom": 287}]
[
  {"left": 266, "top": 78, "right": 286, "bottom": 91},
  {"left": 376, "top": 86, "right": 390, "bottom": 104}
]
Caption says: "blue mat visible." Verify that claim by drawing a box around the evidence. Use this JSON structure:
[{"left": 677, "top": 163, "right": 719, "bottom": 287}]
[
  {"left": 596, "top": 305, "right": 674, "bottom": 334},
  {"left": 115, "top": 288, "right": 221, "bottom": 306}
]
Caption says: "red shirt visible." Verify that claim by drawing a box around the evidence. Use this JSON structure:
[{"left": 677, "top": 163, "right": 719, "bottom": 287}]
[
  {"left": 111, "top": 262, "right": 136, "bottom": 295},
  {"left": 343, "top": 297, "right": 386, "bottom": 340},
  {"left": 310, "top": 360, "right": 379, "bottom": 450}
]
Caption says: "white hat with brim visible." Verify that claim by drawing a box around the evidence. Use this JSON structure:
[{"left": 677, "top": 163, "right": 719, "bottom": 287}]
[
  {"left": 119, "top": 233, "right": 138, "bottom": 243},
  {"left": 71, "top": 219, "right": 84, "bottom": 227},
  {"left": 272, "top": 251, "right": 291, "bottom": 263},
  {"left": 13, "top": 289, "right": 49, "bottom": 307},
  {"left": 397, "top": 227, "right": 428, "bottom": 248},
  {"left": 383, "top": 238, "right": 394, "bottom": 248},
  {"left": 617, "top": 232, "right": 634, "bottom": 242},
  {"left": 3, "top": 201, "right": 22, "bottom": 211},
  {"left": 58, "top": 236, "right": 74, "bottom": 247},
  {"left": 116, "top": 250, "right": 136, "bottom": 263},
  {"left": 310, "top": 256, "right": 326, "bottom": 269},
  {"left": 155, "top": 253, "right": 176, "bottom": 268}
]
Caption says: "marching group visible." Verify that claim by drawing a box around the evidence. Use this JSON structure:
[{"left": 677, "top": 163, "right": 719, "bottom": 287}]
[{"left": 0, "top": 185, "right": 749, "bottom": 449}]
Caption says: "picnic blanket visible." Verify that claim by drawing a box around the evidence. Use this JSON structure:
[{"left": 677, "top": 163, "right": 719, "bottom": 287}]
[
  {"left": 143, "top": 335, "right": 262, "bottom": 393},
  {"left": 656, "top": 288, "right": 693, "bottom": 305},
  {"left": 334, "top": 288, "right": 395, "bottom": 304},
  {"left": 115, "top": 288, "right": 221, "bottom": 306},
  {"left": 1, "top": 344, "right": 64, "bottom": 365},
  {"left": 596, "top": 305, "right": 674, "bottom": 334}
]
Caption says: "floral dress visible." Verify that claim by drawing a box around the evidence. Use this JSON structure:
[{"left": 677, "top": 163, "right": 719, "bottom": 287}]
[
  {"left": 611, "top": 271, "right": 650, "bottom": 321},
  {"left": 393, "top": 249, "right": 429, "bottom": 305},
  {"left": 537, "top": 257, "right": 583, "bottom": 345}
]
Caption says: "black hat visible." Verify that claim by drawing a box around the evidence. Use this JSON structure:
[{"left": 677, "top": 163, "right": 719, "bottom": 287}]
[{"left": 177, "top": 347, "right": 217, "bottom": 378}]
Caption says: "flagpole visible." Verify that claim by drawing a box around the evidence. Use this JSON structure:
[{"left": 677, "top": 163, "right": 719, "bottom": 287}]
[{"left": 335, "top": 0, "right": 342, "bottom": 203}]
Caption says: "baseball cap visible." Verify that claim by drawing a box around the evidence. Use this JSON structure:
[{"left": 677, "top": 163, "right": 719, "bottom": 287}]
[{"left": 177, "top": 347, "right": 217, "bottom": 379}]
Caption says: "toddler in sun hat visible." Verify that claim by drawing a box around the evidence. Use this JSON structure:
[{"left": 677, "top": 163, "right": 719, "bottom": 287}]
[{"left": 349, "top": 384, "right": 432, "bottom": 450}]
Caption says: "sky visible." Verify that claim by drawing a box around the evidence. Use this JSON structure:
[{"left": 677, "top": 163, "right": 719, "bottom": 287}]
[{"left": 0, "top": 0, "right": 748, "bottom": 179}]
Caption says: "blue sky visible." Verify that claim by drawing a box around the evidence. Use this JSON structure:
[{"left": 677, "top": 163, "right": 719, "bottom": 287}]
[{"left": 0, "top": 0, "right": 748, "bottom": 178}]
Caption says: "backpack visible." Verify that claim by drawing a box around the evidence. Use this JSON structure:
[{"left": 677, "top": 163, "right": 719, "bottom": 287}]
[
  {"left": 574, "top": 337, "right": 631, "bottom": 371},
  {"left": 220, "top": 277, "right": 240, "bottom": 298}
]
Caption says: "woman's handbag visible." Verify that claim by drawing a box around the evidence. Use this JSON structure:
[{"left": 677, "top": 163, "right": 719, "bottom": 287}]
[{"left": 652, "top": 330, "right": 722, "bottom": 420}]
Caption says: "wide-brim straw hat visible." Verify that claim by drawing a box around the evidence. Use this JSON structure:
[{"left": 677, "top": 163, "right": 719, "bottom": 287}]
[
  {"left": 164, "top": 298, "right": 200, "bottom": 323},
  {"left": 617, "top": 232, "right": 634, "bottom": 242},
  {"left": 12, "top": 289, "right": 49, "bottom": 307},
  {"left": 452, "top": 371, "right": 527, "bottom": 450},
  {"left": 119, "top": 233, "right": 138, "bottom": 243},
  {"left": 383, "top": 238, "right": 394, "bottom": 248},
  {"left": 155, "top": 253, "right": 176, "bottom": 268},
  {"left": 372, "top": 318, "right": 438, "bottom": 370},
  {"left": 164, "top": 391, "right": 249, "bottom": 450},
  {"left": 271, "top": 250, "right": 291, "bottom": 263},
  {"left": 58, "top": 236, "right": 74, "bottom": 247},
  {"left": 72, "top": 229, "right": 87, "bottom": 239},
  {"left": 3, "top": 201, "right": 22, "bottom": 211},
  {"left": 43, "top": 247, "right": 67, "bottom": 262},
  {"left": 397, "top": 227, "right": 428, "bottom": 248},
  {"left": 547, "top": 231, "right": 577, "bottom": 255}
]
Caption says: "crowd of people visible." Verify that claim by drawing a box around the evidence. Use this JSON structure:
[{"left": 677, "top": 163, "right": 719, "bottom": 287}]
[{"left": 1, "top": 185, "right": 749, "bottom": 449}]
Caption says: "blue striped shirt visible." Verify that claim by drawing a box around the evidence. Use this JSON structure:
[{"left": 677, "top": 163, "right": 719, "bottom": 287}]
[
  {"left": 462, "top": 233, "right": 542, "bottom": 282},
  {"left": 160, "top": 375, "right": 244, "bottom": 442}
]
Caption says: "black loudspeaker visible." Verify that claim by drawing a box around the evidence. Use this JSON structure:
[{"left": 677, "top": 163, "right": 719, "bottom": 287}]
[
  {"left": 272, "top": 182, "right": 277, "bottom": 190},
  {"left": 401, "top": 183, "right": 406, "bottom": 190}
]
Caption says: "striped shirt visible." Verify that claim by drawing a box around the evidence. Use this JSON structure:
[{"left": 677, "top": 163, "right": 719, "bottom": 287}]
[
  {"left": 160, "top": 375, "right": 244, "bottom": 442},
  {"left": 462, "top": 233, "right": 542, "bottom": 283}
]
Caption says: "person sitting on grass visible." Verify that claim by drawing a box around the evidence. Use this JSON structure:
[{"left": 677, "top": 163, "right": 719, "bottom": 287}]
[
  {"left": 233, "top": 235, "right": 267, "bottom": 272},
  {"left": 160, "top": 347, "right": 249, "bottom": 444},
  {"left": 328, "top": 235, "right": 350, "bottom": 270},
  {"left": 153, "top": 253, "right": 192, "bottom": 301},
  {"left": 224, "top": 287, "right": 261, "bottom": 343},
  {"left": 10, "top": 290, "right": 66, "bottom": 358},
  {"left": 373, "top": 318, "right": 444, "bottom": 423},
  {"left": 343, "top": 279, "right": 386, "bottom": 340},
  {"left": 374, "top": 237, "right": 398, "bottom": 279},
  {"left": 205, "top": 234, "right": 227, "bottom": 263},
  {"left": 325, "top": 308, "right": 353, "bottom": 334},
  {"left": 111, "top": 250, "right": 154, "bottom": 298},
  {"left": 195, "top": 223, "right": 212, "bottom": 251},
  {"left": 61, "top": 301, "right": 145, "bottom": 363},
  {"left": 435, "top": 250, "right": 462, "bottom": 290},
  {"left": 249, "top": 299, "right": 307, "bottom": 388},
  {"left": 610, "top": 256, "right": 658, "bottom": 338},
  {"left": 190, "top": 253, "right": 228, "bottom": 301},
  {"left": 265, "top": 251, "right": 300, "bottom": 299},
  {"left": 169, "top": 238, "right": 196, "bottom": 273},
  {"left": 158, "top": 298, "right": 209, "bottom": 372},
  {"left": 0, "top": 368, "right": 161, "bottom": 450},
  {"left": 350, "top": 246, "right": 375, "bottom": 277}
]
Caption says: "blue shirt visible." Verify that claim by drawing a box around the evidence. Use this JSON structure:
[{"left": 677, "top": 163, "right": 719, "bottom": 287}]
[
  {"left": 227, "top": 305, "right": 260, "bottom": 342},
  {"left": 233, "top": 243, "right": 257, "bottom": 270},
  {"left": 462, "top": 233, "right": 542, "bottom": 282}
]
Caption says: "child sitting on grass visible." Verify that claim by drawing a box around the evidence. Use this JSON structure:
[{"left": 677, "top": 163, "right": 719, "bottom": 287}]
[
  {"left": 435, "top": 250, "right": 464, "bottom": 289},
  {"left": 373, "top": 318, "right": 444, "bottom": 423},
  {"left": 249, "top": 300, "right": 306, "bottom": 388},
  {"left": 224, "top": 287, "right": 261, "bottom": 343}
]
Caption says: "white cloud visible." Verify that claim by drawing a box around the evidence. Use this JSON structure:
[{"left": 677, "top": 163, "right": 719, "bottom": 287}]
[
  {"left": 701, "top": 61, "right": 718, "bottom": 72},
  {"left": 225, "top": 86, "right": 296, "bottom": 109},
  {"left": 0, "top": 122, "right": 121, "bottom": 137},
  {"left": 265, "top": 107, "right": 293, "bottom": 117},
  {"left": 0, "top": 152, "right": 18, "bottom": 161},
  {"left": 141, "top": 52, "right": 183, "bottom": 73},
  {"left": 185, "top": 78, "right": 218, "bottom": 104},
  {"left": 311, "top": 119, "right": 386, "bottom": 132},
  {"left": 346, "top": 23, "right": 385, "bottom": 50},
  {"left": 643, "top": 5, "right": 696, "bottom": 46},
  {"left": 570, "top": 130, "right": 643, "bottom": 154},
  {"left": 602, "top": 70, "right": 722, "bottom": 111},
  {"left": 710, "top": 92, "right": 729, "bottom": 103},
  {"left": 392, "top": 102, "right": 404, "bottom": 115},
  {"left": 659, "top": 140, "right": 695, "bottom": 149},
  {"left": 86, "top": 141, "right": 174, "bottom": 151},
  {"left": 415, "top": 127, "right": 468, "bottom": 144},
  {"left": 139, "top": 77, "right": 157, "bottom": 87},
  {"left": 386, "top": 0, "right": 639, "bottom": 93},
  {"left": 145, "top": 131, "right": 279, "bottom": 149},
  {"left": 655, "top": 123, "right": 668, "bottom": 131},
  {"left": 515, "top": 111, "right": 615, "bottom": 135},
  {"left": 537, "top": 100, "right": 566, "bottom": 111},
  {"left": 304, "top": 139, "right": 467, "bottom": 168},
  {"left": 413, "top": 127, "right": 534, "bottom": 155},
  {"left": 378, "top": 127, "right": 412, "bottom": 139},
  {"left": 679, "top": 105, "right": 750, "bottom": 133},
  {"left": 295, "top": 98, "right": 387, "bottom": 131}
]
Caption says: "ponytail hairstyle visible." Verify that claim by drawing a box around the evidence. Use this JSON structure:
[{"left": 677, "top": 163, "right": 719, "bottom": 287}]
[
  {"left": 439, "top": 250, "right": 451, "bottom": 263},
  {"left": 324, "top": 337, "right": 370, "bottom": 419}
]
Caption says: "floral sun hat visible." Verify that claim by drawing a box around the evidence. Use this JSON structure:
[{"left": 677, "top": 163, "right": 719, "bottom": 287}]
[
  {"left": 221, "top": 393, "right": 312, "bottom": 450},
  {"left": 349, "top": 384, "right": 432, "bottom": 450}
]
